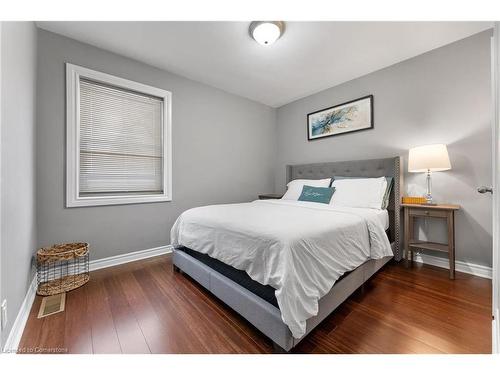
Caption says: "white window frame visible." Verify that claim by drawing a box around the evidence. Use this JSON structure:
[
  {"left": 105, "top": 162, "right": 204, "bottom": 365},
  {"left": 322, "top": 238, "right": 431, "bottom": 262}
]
[{"left": 66, "top": 63, "right": 172, "bottom": 207}]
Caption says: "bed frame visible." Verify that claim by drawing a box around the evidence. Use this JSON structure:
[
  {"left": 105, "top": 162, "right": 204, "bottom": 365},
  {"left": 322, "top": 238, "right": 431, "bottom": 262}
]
[{"left": 173, "top": 157, "right": 402, "bottom": 352}]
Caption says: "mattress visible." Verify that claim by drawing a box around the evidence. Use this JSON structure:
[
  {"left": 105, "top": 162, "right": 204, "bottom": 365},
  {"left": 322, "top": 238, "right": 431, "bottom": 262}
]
[
  {"left": 176, "top": 227, "right": 390, "bottom": 310},
  {"left": 171, "top": 199, "right": 393, "bottom": 338},
  {"left": 178, "top": 246, "right": 279, "bottom": 307}
]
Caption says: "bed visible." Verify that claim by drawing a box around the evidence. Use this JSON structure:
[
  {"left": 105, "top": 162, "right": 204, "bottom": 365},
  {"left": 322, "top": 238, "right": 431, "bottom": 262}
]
[{"left": 171, "top": 157, "right": 402, "bottom": 352}]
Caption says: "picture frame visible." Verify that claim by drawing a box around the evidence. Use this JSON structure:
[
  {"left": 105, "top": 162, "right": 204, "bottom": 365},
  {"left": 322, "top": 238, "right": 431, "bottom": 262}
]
[{"left": 307, "top": 95, "right": 374, "bottom": 140}]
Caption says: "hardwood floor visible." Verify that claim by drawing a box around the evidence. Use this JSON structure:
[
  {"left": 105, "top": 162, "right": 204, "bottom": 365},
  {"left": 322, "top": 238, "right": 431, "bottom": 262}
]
[{"left": 18, "top": 254, "right": 492, "bottom": 354}]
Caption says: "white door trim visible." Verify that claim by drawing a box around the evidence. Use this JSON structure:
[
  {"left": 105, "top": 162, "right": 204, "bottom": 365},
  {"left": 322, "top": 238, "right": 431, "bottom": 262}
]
[
  {"left": 0, "top": 20, "right": 4, "bottom": 350},
  {"left": 492, "top": 23, "right": 500, "bottom": 354}
]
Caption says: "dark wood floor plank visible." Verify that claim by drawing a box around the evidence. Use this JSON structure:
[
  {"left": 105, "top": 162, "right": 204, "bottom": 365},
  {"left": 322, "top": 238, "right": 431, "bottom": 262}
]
[
  {"left": 148, "top": 262, "right": 265, "bottom": 353},
  {"left": 379, "top": 262, "right": 491, "bottom": 307},
  {"left": 171, "top": 269, "right": 274, "bottom": 352},
  {"left": 18, "top": 255, "right": 492, "bottom": 354},
  {"left": 132, "top": 266, "right": 204, "bottom": 353},
  {"left": 352, "top": 282, "right": 490, "bottom": 352},
  {"left": 317, "top": 308, "right": 445, "bottom": 354},
  {"left": 115, "top": 269, "right": 181, "bottom": 354},
  {"left": 18, "top": 295, "right": 44, "bottom": 353},
  {"left": 86, "top": 277, "right": 122, "bottom": 354},
  {"left": 103, "top": 275, "right": 151, "bottom": 354},
  {"left": 64, "top": 286, "right": 93, "bottom": 354},
  {"left": 34, "top": 300, "right": 66, "bottom": 354}
]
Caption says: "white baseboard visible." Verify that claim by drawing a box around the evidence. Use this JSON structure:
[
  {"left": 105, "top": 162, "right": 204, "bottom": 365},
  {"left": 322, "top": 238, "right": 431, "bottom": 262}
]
[
  {"left": 90, "top": 245, "right": 172, "bottom": 271},
  {"left": 413, "top": 253, "right": 492, "bottom": 279},
  {"left": 494, "top": 308, "right": 499, "bottom": 354},
  {"left": 2, "top": 276, "right": 37, "bottom": 353},
  {"left": 2, "top": 244, "right": 172, "bottom": 353}
]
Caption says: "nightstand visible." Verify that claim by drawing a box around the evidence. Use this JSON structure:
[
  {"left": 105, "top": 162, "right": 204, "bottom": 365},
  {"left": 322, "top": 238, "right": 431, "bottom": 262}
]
[
  {"left": 402, "top": 203, "right": 460, "bottom": 279},
  {"left": 258, "top": 193, "right": 283, "bottom": 200}
]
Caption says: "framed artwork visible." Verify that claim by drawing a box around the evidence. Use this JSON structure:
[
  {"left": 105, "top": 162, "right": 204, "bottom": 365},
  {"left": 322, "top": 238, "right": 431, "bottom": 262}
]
[{"left": 307, "top": 95, "right": 373, "bottom": 140}]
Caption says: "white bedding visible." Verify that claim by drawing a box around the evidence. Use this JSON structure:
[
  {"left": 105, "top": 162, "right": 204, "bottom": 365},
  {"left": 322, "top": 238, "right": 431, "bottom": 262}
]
[
  {"left": 170, "top": 199, "right": 393, "bottom": 339},
  {"left": 373, "top": 208, "right": 390, "bottom": 231}
]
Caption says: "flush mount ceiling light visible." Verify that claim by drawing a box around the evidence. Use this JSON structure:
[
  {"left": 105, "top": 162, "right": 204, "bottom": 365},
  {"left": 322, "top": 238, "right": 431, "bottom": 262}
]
[{"left": 249, "top": 21, "right": 285, "bottom": 46}]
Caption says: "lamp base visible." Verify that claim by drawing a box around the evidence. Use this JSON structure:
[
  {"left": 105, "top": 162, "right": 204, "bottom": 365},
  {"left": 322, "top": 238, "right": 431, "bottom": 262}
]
[{"left": 425, "top": 171, "right": 434, "bottom": 205}]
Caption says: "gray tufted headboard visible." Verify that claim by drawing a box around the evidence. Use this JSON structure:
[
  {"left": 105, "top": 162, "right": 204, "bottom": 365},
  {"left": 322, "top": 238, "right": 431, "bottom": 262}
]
[{"left": 286, "top": 157, "right": 403, "bottom": 260}]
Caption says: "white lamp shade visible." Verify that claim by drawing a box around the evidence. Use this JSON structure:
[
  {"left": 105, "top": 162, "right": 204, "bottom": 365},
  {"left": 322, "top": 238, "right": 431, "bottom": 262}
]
[{"left": 408, "top": 144, "right": 451, "bottom": 172}]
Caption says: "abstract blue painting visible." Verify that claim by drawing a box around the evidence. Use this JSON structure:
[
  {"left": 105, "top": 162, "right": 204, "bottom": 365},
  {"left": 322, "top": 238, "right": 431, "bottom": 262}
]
[{"left": 307, "top": 95, "right": 373, "bottom": 140}]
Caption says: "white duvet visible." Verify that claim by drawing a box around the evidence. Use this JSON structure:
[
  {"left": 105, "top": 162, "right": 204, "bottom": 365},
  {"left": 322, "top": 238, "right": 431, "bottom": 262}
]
[{"left": 170, "top": 199, "right": 393, "bottom": 339}]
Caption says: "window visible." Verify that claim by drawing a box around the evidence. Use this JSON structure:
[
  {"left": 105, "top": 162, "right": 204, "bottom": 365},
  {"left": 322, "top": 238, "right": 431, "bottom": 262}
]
[{"left": 66, "top": 63, "right": 172, "bottom": 207}]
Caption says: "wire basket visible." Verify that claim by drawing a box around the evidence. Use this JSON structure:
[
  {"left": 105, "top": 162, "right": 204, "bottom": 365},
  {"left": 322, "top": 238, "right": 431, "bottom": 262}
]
[{"left": 36, "top": 242, "right": 90, "bottom": 296}]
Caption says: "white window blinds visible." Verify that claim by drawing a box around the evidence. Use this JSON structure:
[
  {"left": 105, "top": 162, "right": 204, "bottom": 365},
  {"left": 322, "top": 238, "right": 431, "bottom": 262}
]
[{"left": 79, "top": 78, "right": 164, "bottom": 196}]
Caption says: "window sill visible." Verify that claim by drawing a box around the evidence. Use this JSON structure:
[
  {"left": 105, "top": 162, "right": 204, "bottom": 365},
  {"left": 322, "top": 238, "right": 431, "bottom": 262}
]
[{"left": 66, "top": 194, "right": 172, "bottom": 207}]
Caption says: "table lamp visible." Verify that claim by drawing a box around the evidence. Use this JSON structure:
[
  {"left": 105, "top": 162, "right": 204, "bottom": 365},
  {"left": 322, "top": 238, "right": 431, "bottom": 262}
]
[{"left": 408, "top": 144, "right": 451, "bottom": 205}]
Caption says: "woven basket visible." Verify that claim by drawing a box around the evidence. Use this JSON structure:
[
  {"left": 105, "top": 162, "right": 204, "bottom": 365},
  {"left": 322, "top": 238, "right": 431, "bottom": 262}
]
[
  {"left": 36, "top": 242, "right": 90, "bottom": 296},
  {"left": 37, "top": 242, "right": 89, "bottom": 264},
  {"left": 37, "top": 274, "right": 90, "bottom": 296}
]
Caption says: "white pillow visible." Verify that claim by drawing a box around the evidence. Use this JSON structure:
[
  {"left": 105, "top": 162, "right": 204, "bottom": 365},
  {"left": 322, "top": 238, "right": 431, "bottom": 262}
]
[
  {"left": 330, "top": 177, "right": 387, "bottom": 209},
  {"left": 281, "top": 178, "right": 332, "bottom": 201}
]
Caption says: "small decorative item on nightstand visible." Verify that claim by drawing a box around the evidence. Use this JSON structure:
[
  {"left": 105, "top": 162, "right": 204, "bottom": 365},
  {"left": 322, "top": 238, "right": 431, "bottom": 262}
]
[
  {"left": 402, "top": 196, "right": 427, "bottom": 205},
  {"left": 258, "top": 193, "right": 283, "bottom": 200},
  {"left": 403, "top": 203, "right": 460, "bottom": 279}
]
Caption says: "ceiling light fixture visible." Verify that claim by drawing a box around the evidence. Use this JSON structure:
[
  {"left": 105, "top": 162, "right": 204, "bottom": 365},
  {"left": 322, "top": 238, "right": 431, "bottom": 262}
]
[{"left": 249, "top": 21, "right": 285, "bottom": 46}]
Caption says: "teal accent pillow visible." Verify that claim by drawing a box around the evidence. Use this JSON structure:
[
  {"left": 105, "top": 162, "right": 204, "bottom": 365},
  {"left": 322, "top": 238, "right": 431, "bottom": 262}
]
[
  {"left": 333, "top": 176, "right": 394, "bottom": 209},
  {"left": 298, "top": 185, "right": 335, "bottom": 204}
]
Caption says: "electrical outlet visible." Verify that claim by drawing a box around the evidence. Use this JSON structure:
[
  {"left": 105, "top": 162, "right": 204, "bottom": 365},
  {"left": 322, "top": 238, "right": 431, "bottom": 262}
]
[{"left": 1, "top": 300, "right": 7, "bottom": 330}]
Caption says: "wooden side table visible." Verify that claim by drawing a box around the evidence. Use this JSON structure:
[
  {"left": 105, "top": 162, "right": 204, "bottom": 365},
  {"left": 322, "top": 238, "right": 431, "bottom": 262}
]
[
  {"left": 402, "top": 203, "right": 460, "bottom": 279},
  {"left": 258, "top": 193, "right": 283, "bottom": 200}
]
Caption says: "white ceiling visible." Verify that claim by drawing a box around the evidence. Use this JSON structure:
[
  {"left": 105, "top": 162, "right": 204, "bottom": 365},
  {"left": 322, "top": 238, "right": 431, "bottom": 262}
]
[{"left": 37, "top": 21, "right": 492, "bottom": 107}]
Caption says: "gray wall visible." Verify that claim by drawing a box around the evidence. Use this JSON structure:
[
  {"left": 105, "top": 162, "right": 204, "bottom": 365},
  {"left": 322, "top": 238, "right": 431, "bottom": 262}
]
[
  {"left": 275, "top": 30, "right": 493, "bottom": 267},
  {"left": 1, "top": 22, "right": 37, "bottom": 345},
  {"left": 0, "top": 26, "right": 493, "bottom": 347},
  {"left": 36, "top": 29, "right": 277, "bottom": 261}
]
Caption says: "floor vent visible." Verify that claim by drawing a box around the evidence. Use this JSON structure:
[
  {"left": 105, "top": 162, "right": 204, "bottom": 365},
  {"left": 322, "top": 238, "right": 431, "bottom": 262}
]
[{"left": 38, "top": 293, "right": 66, "bottom": 318}]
